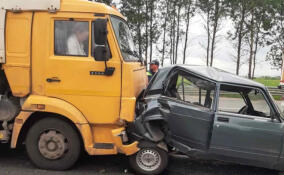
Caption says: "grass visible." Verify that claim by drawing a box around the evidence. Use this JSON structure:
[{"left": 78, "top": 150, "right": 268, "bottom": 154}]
[
  {"left": 252, "top": 78, "right": 282, "bottom": 100},
  {"left": 273, "top": 95, "right": 282, "bottom": 100},
  {"left": 220, "top": 94, "right": 281, "bottom": 100},
  {"left": 253, "top": 78, "right": 280, "bottom": 87}
]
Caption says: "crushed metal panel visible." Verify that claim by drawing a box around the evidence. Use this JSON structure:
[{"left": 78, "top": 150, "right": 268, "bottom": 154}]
[{"left": 2, "top": 0, "right": 60, "bottom": 11}]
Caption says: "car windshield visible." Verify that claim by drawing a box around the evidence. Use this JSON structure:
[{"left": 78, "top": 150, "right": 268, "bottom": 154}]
[{"left": 110, "top": 16, "right": 140, "bottom": 62}]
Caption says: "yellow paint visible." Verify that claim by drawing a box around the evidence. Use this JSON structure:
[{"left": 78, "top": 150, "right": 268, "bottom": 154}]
[
  {"left": 4, "top": 12, "right": 33, "bottom": 97},
  {"left": 5, "top": 0, "right": 145, "bottom": 156},
  {"left": 120, "top": 97, "right": 136, "bottom": 122},
  {"left": 22, "top": 95, "right": 90, "bottom": 123},
  {"left": 120, "top": 64, "right": 147, "bottom": 122},
  {"left": 11, "top": 111, "right": 32, "bottom": 148},
  {"left": 112, "top": 127, "right": 139, "bottom": 155}
]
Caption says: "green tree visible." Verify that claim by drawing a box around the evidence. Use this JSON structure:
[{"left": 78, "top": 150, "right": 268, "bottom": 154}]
[
  {"left": 197, "top": 0, "right": 226, "bottom": 66},
  {"left": 96, "top": 0, "right": 112, "bottom": 5},
  {"left": 226, "top": 0, "right": 249, "bottom": 75},
  {"left": 183, "top": 0, "right": 196, "bottom": 64},
  {"left": 244, "top": 0, "right": 273, "bottom": 79},
  {"left": 227, "top": 0, "right": 274, "bottom": 78},
  {"left": 266, "top": 0, "right": 284, "bottom": 70},
  {"left": 120, "top": 0, "right": 145, "bottom": 57}
]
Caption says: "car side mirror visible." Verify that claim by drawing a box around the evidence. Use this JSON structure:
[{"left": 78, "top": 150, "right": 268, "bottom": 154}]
[{"left": 93, "top": 18, "right": 109, "bottom": 62}]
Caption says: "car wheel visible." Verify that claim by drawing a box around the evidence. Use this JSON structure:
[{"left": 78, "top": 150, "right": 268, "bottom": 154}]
[
  {"left": 25, "top": 117, "right": 81, "bottom": 170},
  {"left": 129, "top": 147, "right": 168, "bottom": 175}
]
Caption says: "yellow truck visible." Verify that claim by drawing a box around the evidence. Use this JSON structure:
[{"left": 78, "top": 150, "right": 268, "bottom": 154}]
[{"left": 0, "top": 0, "right": 168, "bottom": 174}]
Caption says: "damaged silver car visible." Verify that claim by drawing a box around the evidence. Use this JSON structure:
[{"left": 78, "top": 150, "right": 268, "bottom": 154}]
[{"left": 128, "top": 65, "right": 284, "bottom": 175}]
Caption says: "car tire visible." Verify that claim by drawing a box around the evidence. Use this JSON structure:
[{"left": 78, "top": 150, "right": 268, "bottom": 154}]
[
  {"left": 25, "top": 117, "right": 81, "bottom": 170},
  {"left": 129, "top": 147, "right": 168, "bottom": 175}
]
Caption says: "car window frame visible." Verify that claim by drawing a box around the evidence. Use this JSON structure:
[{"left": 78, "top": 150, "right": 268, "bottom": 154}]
[
  {"left": 217, "top": 111, "right": 275, "bottom": 123},
  {"left": 216, "top": 83, "right": 279, "bottom": 122},
  {"left": 163, "top": 69, "right": 218, "bottom": 111}
]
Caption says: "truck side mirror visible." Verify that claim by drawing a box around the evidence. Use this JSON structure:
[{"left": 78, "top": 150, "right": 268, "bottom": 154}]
[
  {"left": 94, "top": 46, "right": 107, "bottom": 61},
  {"left": 93, "top": 18, "right": 109, "bottom": 61}
]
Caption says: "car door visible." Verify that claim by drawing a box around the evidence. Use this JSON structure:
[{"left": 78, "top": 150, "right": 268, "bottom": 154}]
[
  {"left": 161, "top": 72, "right": 216, "bottom": 150},
  {"left": 44, "top": 15, "right": 122, "bottom": 124},
  {"left": 210, "top": 84, "right": 284, "bottom": 168}
]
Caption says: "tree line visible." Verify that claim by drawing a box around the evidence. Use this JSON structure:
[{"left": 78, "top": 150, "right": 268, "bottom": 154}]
[{"left": 98, "top": 0, "right": 283, "bottom": 79}]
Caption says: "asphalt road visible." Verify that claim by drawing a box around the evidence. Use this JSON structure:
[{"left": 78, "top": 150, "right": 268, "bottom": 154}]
[{"left": 0, "top": 144, "right": 278, "bottom": 175}]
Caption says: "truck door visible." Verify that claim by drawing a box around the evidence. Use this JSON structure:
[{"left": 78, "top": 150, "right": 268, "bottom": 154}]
[
  {"left": 44, "top": 15, "right": 121, "bottom": 124},
  {"left": 162, "top": 72, "right": 216, "bottom": 150},
  {"left": 210, "top": 84, "right": 283, "bottom": 167}
]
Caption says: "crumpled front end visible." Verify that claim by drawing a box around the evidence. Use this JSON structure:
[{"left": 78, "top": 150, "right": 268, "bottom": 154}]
[{"left": 128, "top": 95, "right": 169, "bottom": 144}]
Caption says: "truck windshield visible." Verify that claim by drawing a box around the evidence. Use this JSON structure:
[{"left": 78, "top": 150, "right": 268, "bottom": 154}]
[{"left": 110, "top": 16, "right": 140, "bottom": 62}]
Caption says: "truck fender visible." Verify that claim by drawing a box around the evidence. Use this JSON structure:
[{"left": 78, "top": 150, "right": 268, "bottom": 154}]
[{"left": 11, "top": 95, "right": 93, "bottom": 153}]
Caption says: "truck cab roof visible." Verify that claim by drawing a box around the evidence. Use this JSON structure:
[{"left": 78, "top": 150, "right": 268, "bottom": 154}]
[{"left": 60, "top": 0, "right": 124, "bottom": 19}]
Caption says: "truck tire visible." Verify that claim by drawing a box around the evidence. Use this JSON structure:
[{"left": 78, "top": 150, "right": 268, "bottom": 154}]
[
  {"left": 25, "top": 117, "right": 81, "bottom": 170},
  {"left": 129, "top": 147, "right": 168, "bottom": 175}
]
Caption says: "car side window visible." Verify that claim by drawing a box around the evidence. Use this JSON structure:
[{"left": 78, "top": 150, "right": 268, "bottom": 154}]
[
  {"left": 54, "top": 20, "right": 89, "bottom": 57},
  {"left": 218, "top": 91, "right": 246, "bottom": 113},
  {"left": 248, "top": 90, "right": 271, "bottom": 117},
  {"left": 166, "top": 73, "right": 216, "bottom": 109},
  {"left": 218, "top": 85, "right": 272, "bottom": 118}
]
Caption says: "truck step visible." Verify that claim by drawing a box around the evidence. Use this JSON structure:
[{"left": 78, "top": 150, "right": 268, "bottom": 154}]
[{"left": 93, "top": 143, "right": 114, "bottom": 149}]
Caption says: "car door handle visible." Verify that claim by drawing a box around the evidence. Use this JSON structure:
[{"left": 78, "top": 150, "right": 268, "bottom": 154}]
[
  {"left": 46, "top": 77, "right": 61, "bottom": 83},
  {"left": 217, "top": 117, "right": 229, "bottom": 123}
]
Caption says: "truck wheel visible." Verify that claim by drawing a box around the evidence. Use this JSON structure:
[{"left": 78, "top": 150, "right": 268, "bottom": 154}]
[
  {"left": 129, "top": 147, "right": 168, "bottom": 175},
  {"left": 25, "top": 118, "right": 81, "bottom": 170}
]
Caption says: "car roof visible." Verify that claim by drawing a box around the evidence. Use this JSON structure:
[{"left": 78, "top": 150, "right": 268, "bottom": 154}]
[
  {"left": 178, "top": 65, "right": 265, "bottom": 88},
  {"left": 146, "top": 65, "right": 265, "bottom": 95}
]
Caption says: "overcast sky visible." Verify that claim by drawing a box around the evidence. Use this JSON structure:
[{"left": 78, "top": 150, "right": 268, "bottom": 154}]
[
  {"left": 171, "top": 14, "right": 281, "bottom": 77},
  {"left": 113, "top": 0, "right": 281, "bottom": 77}
]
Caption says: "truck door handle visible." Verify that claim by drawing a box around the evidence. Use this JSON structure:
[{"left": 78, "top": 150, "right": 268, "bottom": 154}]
[
  {"left": 217, "top": 117, "right": 229, "bottom": 123},
  {"left": 46, "top": 77, "right": 61, "bottom": 83}
]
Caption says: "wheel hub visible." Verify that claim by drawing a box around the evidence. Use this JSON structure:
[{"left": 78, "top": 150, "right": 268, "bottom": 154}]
[
  {"left": 136, "top": 149, "right": 161, "bottom": 171},
  {"left": 38, "top": 130, "right": 68, "bottom": 160}
]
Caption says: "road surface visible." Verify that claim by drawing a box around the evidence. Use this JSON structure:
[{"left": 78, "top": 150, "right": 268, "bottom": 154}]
[{"left": 0, "top": 144, "right": 278, "bottom": 175}]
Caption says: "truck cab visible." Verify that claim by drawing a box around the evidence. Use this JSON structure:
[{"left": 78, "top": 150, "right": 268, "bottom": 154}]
[{"left": 0, "top": 0, "right": 147, "bottom": 171}]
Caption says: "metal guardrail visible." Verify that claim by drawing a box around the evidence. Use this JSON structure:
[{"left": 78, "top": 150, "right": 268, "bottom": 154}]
[
  {"left": 267, "top": 87, "right": 284, "bottom": 96},
  {"left": 177, "top": 86, "right": 284, "bottom": 96}
]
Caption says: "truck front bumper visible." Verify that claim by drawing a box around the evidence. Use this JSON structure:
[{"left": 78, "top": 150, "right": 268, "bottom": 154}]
[{"left": 112, "top": 127, "right": 139, "bottom": 156}]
